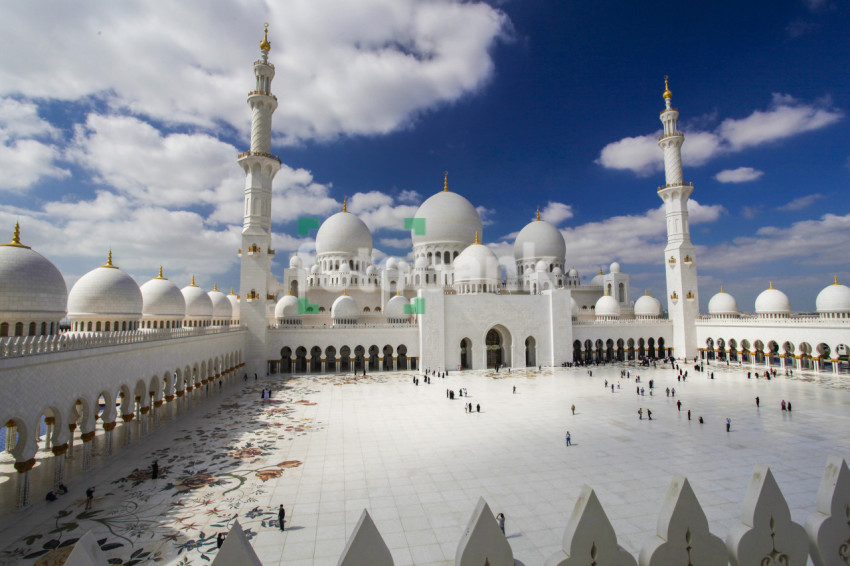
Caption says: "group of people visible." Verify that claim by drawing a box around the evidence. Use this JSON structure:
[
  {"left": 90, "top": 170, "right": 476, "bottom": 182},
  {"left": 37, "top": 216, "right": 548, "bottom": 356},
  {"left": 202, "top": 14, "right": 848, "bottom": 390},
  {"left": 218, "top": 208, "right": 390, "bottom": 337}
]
[
  {"left": 465, "top": 403, "right": 481, "bottom": 413},
  {"left": 260, "top": 388, "right": 274, "bottom": 401},
  {"left": 44, "top": 482, "right": 69, "bottom": 502}
]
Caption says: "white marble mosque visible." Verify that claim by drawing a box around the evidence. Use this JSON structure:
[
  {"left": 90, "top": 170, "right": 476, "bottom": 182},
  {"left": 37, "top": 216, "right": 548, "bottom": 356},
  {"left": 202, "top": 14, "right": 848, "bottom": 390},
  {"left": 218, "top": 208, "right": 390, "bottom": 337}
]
[{"left": 1, "top": 26, "right": 849, "bottom": 566}]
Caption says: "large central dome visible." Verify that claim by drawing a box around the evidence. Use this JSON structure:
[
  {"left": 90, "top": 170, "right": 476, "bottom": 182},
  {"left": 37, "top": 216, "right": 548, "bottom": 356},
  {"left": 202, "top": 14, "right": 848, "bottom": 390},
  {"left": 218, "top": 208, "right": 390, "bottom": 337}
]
[
  {"left": 315, "top": 209, "right": 373, "bottom": 257},
  {"left": 411, "top": 183, "right": 482, "bottom": 248},
  {"left": 514, "top": 217, "right": 566, "bottom": 261}
]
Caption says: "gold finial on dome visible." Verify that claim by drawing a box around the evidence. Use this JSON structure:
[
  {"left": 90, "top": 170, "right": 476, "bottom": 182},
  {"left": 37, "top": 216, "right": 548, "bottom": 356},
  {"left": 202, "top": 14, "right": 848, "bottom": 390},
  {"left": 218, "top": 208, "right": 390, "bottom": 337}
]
[
  {"left": 720, "top": 285, "right": 724, "bottom": 293},
  {"left": 190, "top": 274, "right": 197, "bottom": 287},
  {"left": 343, "top": 196, "right": 347, "bottom": 212},
  {"left": 101, "top": 249, "right": 117, "bottom": 269},
  {"left": 213, "top": 281, "right": 219, "bottom": 292},
  {"left": 474, "top": 231, "right": 480, "bottom": 245},
  {"left": 834, "top": 275, "right": 839, "bottom": 285},
  {"left": 1, "top": 221, "right": 30, "bottom": 248},
  {"left": 342, "top": 288, "right": 348, "bottom": 296},
  {"left": 769, "top": 281, "right": 774, "bottom": 289},
  {"left": 155, "top": 265, "right": 166, "bottom": 279},
  {"left": 536, "top": 206, "right": 541, "bottom": 221},
  {"left": 644, "top": 289, "right": 648, "bottom": 296},
  {"left": 230, "top": 286, "right": 235, "bottom": 295},
  {"left": 599, "top": 268, "right": 604, "bottom": 275},
  {"left": 443, "top": 171, "right": 449, "bottom": 192},
  {"left": 663, "top": 75, "right": 672, "bottom": 99},
  {"left": 260, "top": 22, "right": 270, "bottom": 52}
]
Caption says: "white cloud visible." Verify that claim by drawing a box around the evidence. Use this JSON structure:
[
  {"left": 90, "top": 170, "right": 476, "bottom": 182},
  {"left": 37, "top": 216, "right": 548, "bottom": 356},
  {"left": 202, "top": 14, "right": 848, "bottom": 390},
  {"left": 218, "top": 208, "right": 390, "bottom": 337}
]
[
  {"left": 540, "top": 201, "right": 573, "bottom": 225},
  {"left": 714, "top": 167, "right": 764, "bottom": 183},
  {"left": 597, "top": 94, "right": 842, "bottom": 175},
  {"left": 776, "top": 193, "right": 825, "bottom": 211},
  {"left": 379, "top": 237, "right": 412, "bottom": 249},
  {"left": 396, "top": 190, "right": 422, "bottom": 204},
  {"left": 348, "top": 191, "right": 394, "bottom": 213},
  {"left": 0, "top": 1, "right": 510, "bottom": 144},
  {"left": 0, "top": 97, "right": 69, "bottom": 190}
]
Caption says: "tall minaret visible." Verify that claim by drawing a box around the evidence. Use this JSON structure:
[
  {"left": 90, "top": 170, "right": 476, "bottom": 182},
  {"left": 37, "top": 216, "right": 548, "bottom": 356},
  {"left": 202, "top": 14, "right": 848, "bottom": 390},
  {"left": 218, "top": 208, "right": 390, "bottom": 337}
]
[
  {"left": 657, "top": 77, "right": 699, "bottom": 360},
  {"left": 238, "top": 23, "right": 281, "bottom": 374}
]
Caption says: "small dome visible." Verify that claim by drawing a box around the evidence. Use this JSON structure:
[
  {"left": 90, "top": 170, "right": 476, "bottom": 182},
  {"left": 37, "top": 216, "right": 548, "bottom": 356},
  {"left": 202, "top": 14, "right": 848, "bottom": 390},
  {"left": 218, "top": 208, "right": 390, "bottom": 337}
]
[
  {"left": 366, "top": 265, "right": 377, "bottom": 276},
  {"left": 634, "top": 292, "right": 662, "bottom": 318},
  {"left": 609, "top": 261, "right": 621, "bottom": 274},
  {"left": 552, "top": 266, "right": 563, "bottom": 277},
  {"left": 274, "top": 294, "right": 300, "bottom": 319},
  {"left": 754, "top": 283, "right": 791, "bottom": 315},
  {"left": 513, "top": 217, "right": 566, "bottom": 262},
  {"left": 315, "top": 210, "right": 373, "bottom": 257},
  {"left": 289, "top": 255, "right": 303, "bottom": 268},
  {"left": 68, "top": 253, "right": 143, "bottom": 317},
  {"left": 385, "top": 257, "right": 398, "bottom": 270},
  {"left": 331, "top": 293, "right": 358, "bottom": 320},
  {"left": 590, "top": 268, "right": 605, "bottom": 286},
  {"left": 227, "top": 289, "right": 239, "bottom": 320},
  {"left": 414, "top": 256, "right": 429, "bottom": 269},
  {"left": 708, "top": 288, "right": 739, "bottom": 316},
  {"left": 208, "top": 284, "right": 233, "bottom": 319},
  {"left": 181, "top": 278, "right": 213, "bottom": 318},
  {"left": 411, "top": 185, "right": 482, "bottom": 248},
  {"left": 568, "top": 267, "right": 579, "bottom": 278},
  {"left": 454, "top": 242, "right": 501, "bottom": 284},
  {"left": 310, "top": 264, "right": 320, "bottom": 274},
  {"left": 140, "top": 269, "right": 185, "bottom": 317},
  {"left": 816, "top": 277, "right": 850, "bottom": 314},
  {"left": 0, "top": 226, "right": 67, "bottom": 317},
  {"left": 570, "top": 297, "right": 579, "bottom": 317},
  {"left": 535, "top": 260, "right": 548, "bottom": 272},
  {"left": 385, "top": 294, "right": 410, "bottom": 319},
  {"left": 595, "top": 293, "right": 621, "bottom": 318},
  {"left": 338, "top": 262, "right": 351, "bottom": 273},
  {"left": 397, "top": 260, "right": 409, "bottom": 273}
]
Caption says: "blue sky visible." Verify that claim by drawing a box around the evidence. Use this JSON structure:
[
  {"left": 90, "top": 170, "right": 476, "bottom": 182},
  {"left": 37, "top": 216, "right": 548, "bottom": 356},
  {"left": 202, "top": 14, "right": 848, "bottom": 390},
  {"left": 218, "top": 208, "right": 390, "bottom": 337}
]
[{"left": 1, "top": 0, "right": 848, "bottom": 311}]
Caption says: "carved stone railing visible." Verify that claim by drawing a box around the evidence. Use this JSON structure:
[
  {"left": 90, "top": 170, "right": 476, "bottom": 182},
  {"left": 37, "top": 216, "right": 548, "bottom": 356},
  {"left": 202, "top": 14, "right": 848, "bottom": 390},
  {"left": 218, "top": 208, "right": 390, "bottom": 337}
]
[
  {"left": 0, "top": 327, "right": 243, "bottom": 360},
  {"left": 210, "top": 458, "right": 850, "bottom": 566}
]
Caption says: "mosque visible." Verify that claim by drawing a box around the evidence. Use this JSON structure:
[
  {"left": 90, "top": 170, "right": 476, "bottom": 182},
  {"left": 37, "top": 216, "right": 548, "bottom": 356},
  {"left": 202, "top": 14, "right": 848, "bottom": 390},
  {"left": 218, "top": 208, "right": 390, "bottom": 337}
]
[{"left": 0, "top": 27, "right": 848, "bottom": 510}]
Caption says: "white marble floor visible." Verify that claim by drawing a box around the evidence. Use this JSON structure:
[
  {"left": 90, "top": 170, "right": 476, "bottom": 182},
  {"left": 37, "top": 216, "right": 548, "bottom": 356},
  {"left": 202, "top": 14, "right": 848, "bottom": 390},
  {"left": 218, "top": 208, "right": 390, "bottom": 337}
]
[{"left": 1, "top": 363, "right": 848, "bottom": 565}]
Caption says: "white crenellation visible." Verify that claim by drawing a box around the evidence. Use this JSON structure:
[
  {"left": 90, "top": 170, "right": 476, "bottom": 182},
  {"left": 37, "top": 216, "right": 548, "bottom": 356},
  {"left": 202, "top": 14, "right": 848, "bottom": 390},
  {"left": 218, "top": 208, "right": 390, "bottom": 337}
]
[
  {"left": 338, "top": 509, "right": 394, "bottom": 566},
  {"left": 805, "top": 456, "right": 850, "bottom": 566},
  {"left": 455, "top": 497, "right": 513, "bottom": 566}
]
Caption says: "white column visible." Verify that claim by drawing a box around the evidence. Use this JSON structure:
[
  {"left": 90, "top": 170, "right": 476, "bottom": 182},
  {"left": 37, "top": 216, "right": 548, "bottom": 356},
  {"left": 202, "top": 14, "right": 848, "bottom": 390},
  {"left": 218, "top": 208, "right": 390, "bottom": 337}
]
[
  {"left": 52, "top": 444, "right": 68, "bottom": 487},
  {"left": 15, "top": 459, "right": 35, "bottom": 508}
]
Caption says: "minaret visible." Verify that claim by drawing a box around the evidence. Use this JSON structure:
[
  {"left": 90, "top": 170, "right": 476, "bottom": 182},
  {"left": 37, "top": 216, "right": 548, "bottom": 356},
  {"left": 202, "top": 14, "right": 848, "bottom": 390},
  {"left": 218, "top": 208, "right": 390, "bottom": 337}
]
[
  {"left": 238, "top": 23, "right": 281, "bottom": 375},
  {"left": 657, "top": 77, "right": 699, "bottom": 360}
]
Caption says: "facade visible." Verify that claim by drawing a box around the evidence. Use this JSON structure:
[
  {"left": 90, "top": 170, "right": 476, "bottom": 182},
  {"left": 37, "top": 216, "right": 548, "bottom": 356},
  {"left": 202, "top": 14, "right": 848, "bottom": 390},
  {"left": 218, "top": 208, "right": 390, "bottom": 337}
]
[{"left": 1, "top": 30, "right": 849, "bottom": 509}]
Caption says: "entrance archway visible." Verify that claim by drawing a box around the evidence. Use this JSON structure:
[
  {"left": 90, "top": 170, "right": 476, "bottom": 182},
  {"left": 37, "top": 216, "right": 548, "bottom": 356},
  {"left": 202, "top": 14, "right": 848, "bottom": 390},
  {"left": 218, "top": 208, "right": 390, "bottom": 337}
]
[
  {"left": 485, "top": 325, "right": 512, "bottom": 368},
  {"left": 525, "top": 336, "right": 536, "bottom": 367},
  {"left": 460, "top": 338, "right": 472, "bottom": 370}
]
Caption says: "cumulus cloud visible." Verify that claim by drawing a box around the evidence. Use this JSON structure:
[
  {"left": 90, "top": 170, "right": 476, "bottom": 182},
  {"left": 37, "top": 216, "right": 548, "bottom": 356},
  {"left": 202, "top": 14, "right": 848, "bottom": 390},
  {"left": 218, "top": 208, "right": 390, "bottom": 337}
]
[
  {"left": 714, "top": 167, "right": 764, "bottom": 183},
  {"left": 0, "top": 97, "right": 69, "bottom": 190},
  {"left": 0, "top": 1, "right": 510, "bottom": 144},
  {"left": 777, "top": 193, "right": 826, "bottom": 211},
  {"left": 597, "top": 94, "right": 842, "bottom": 175},
  {"left": 540, "top": 201, "right": 573, "bottom": 225}
]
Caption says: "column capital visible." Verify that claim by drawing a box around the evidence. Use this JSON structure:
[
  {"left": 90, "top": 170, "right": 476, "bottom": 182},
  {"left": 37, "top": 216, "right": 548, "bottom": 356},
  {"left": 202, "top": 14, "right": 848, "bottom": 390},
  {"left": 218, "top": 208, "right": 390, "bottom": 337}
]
[
  {"left": 51, "top": 443, "right": 70, "bottom": 456},
  {"left": 80, "top": 431, "right": 96, "bottom": 443},
  {"left": 14, "top": 458, "right": 36, "bottom": 473},
  {"left": 102, "top": 422, "right": 117, "bottom": 432}
]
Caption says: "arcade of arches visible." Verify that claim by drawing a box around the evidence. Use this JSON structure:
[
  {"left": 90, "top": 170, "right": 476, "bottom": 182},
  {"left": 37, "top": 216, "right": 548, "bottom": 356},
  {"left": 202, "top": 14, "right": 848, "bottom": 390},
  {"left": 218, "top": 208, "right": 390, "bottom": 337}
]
[
  {"left": 701, "top": 337, "right": 850, "bottom": 373},
  {"left": 271, "top": 344, "right": 416, "bottom": 374},
  {"left": 573, "top": 337, "right": 669, "bottom": 363}
]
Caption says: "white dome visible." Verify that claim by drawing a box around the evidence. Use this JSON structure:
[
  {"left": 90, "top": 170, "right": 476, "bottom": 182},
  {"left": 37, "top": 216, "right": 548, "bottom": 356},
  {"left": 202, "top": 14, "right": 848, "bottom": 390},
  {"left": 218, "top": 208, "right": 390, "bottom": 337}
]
[
  {"left": 414, "top": 256, "right": 429, "bottom": 269},
  {"left": 385, "top": 257, "right": 398, "bottom": 270},
  {"left": 310, "top": 264, "right": 320, "bottom": 274},
  {"left": 535, "top": 260, "right": 548, "bottom": 272},
  {"left": 610, "top": 261, "right": 621, "bottom": 274},
  {"left": 227, "top": 290, "right": 239, "bottom": 319},
  {"left": 208, "top": 285, "right": 233, "bottom": 319},
  {"left": 755, "top": 284, "right": 791, "bottom": 315},
  {"left": 595, "top": 294, "right": 621, "bottom": 318},
  {"left": 708, "top": 289, "right": 739, "bottom": 316},
  {"left": 816, "top": 278, "right": 850, "bottom": 314},
  {"left": 140, "top": 271, "right": 185, "bottom": 317},
  {"left": 590, "top": 269, "right": 605, "bottom": 286},
  {"left": 513, "top": 218, "right": 566, "bottom": 262},
  {"left": 411, "top": 189, "right": 482, "bottom": 248},
  {"left": 385, "top": 294, "right": 410, "bottom": 319},
  {"left": 315, "top": 210, "right": 373, "bottom": 257},
  {"left": 338, "top": 262, "right": 351, "bottom": 273},
  {"left": 397, "top": 260, "right": 409, "bottom": 273},
  {"left": 68, "top": 256, "right": 142, "bottom": 317},
  {"left": 568, "top": 267, "right": 579, "bottom": 278},
  {"left": 275, "top": 294, "right": 300, "bottom": 319},
  {"left": 366, "top": 264, "right": 377, "bottom": 276},
  {"left": 331, "top": 294, "right": 359, "bottom": 320},
  {"left": 552, "top": 266, "right": 564, "bottom": 277},
  {"left": 454, "top": 243, "right": 501, "bottom": 284},
  {"left": 289, "top": 255, "right": 303, "bottom": 268},
  {"left": 0, "top": 233, "right": 67, "bottom": 316},
  {"left": 570, "top": 297, "right": 579, "bottom": 317},
  {"left": 181, "top": 280, "right": 213, "bottom": 318},
  {"left": 634, "top": 293, "right": 662, "bottom": 318}
]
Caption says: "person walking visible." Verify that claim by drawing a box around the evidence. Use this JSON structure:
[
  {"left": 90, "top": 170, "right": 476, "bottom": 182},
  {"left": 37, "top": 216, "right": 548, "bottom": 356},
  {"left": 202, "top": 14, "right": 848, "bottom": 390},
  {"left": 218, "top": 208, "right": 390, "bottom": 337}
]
[
  {"left": 787, "top": 401, "right": 792, "bottom": 412},
  {"left": 571, "top": 404, "right": 575, "bottom": 415},
  {"left": 496, "top": 512, "right": 505, "bottom": 534},
  {"left": 565, "top": 431, "right": 571, "bottom": 446},
  {"left": 726, "top": 418, "right": 731, "bottom": 432},
  {"left": 85, "top": 487, "right": 95, "bottom": 510},
  {"left": 476, "top": 403, "right": 480, "bottom": 413},
  {"left": 647, "top": 409, "right": 652, "bottom": 420},
  {"left": 687, "top": 409, "right": 691, "bottom": 421},
  {"left": 278, "top": 504, "right": 286, "bottom": 531},
  {"left": 217, "top": 532, "right": 225, "bottom": 548},
  {"left": 676, "top": 400, "right": 681, "bottom": 411},
  {"left": 755, "top": 396, "right": 759, "bottom": 408},
  {"left": 513, "top": 385, "right": 516, "bottom": 394},
  {"left": 151, "top": 460, "right": 159, "bottom": 480},
  {"left": 638, "top": 408, "right": 643, "bottom": 420}
]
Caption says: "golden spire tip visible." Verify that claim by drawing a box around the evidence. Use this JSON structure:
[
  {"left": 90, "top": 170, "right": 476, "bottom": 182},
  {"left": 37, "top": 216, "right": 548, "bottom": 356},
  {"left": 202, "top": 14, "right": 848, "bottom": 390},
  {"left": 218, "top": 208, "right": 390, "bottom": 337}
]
[
  {"left": 2, "top": 221, "right": 30, "bottom": 248},
  {"left": 536, "top": 206, "right": 540, "bottom": 221},
  {"left": 474, "top": 231, "right": 480, "bottom": 245},
  {"left": 101, "top": 249, "right": 117, "bottom": 268},
  {"left": 230, "top": 286, "right": 235, "bottom": 295},
  {"left": 720, "top": 285, "right": 724, "bottom": 293},
  {"left": 342, "top": 196, "right": 347, "bottom": 212},
  {"left": 663, "top": 75, "right": 672, "bottom": 99},
  {"left": 156, "top": 265, "right": 165, "bottom": 279},
  {"left": 443, "top": 171, "right": 449, "bottom": 192},
  {"left": 834, "top": 275, "right": 839, "bottom": 285},
  {"left": 260, "top": 22, "right": 270, "bottom": 52},
  {"left": 769, "top": 281, "right": 774, "bottom": 289},
  {"left": 191, "top": 274, "right": 196, "bottom": 287},
  {"left": 213, "top": 281, "right": 219, "bottom": 292}
]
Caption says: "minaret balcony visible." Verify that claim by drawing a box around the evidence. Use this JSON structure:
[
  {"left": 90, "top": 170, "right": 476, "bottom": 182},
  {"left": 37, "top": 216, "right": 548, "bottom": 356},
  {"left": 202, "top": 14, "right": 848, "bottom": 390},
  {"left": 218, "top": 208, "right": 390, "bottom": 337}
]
[
  {"left": 670, "top": 292, "right": 679, "bottom": 304},
  {"left": 267, "top": 248, "right": 275, "bottom": 256},
  {"left": 247, "top": 90, "right": 277, "bottom": 100},
  {"left": 683, "top": 255, "right": 693, "bottom": 265},
  {"left": 686, "top": 291, "right": 695, "bottom": 300},
  {"left": 237, "top": 150, "right": 281, "bottom": 164},
  {"left": 246, "top": 290, "right": 260, "bottom": 303},
  {"left": 657, "top": 181, "right": 693, "bottom": 192},
  {"left": 657, "top": 132, "right": 684, "bottom": 142}
]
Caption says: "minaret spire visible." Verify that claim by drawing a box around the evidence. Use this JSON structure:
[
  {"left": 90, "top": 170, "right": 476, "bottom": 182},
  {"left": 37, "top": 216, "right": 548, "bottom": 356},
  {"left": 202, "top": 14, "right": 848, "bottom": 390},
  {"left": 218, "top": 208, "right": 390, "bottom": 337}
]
[{"left": 657, "top": 77, "right": 699, "bottom": 360}]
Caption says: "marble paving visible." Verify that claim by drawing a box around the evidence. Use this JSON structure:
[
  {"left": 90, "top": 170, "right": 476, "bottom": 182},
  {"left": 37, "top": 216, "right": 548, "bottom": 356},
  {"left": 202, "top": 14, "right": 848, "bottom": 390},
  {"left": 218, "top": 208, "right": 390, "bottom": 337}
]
[{"left": 0, "top": 363, "right": 848, "bottom": 565}]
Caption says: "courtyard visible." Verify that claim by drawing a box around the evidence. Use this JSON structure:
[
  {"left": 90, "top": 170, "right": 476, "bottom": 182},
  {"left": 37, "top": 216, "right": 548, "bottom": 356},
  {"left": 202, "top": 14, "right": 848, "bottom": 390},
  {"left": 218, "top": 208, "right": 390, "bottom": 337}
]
[{"left": 0, "top": 363, "right": 847, "bottom": 565}]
